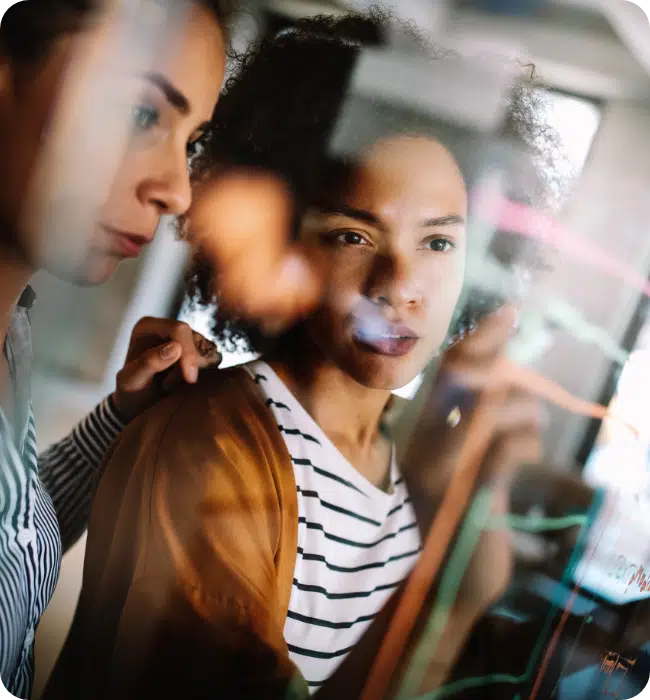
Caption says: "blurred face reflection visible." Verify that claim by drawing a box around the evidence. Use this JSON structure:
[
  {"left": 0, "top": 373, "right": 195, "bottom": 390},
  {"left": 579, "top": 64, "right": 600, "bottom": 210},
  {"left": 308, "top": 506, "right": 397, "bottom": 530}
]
[
  {"left": 0, "top": 3, "right": 226, "bottom": 284},
  {"left": 301, "top": 135, "right": 467, "bottom": 391}
]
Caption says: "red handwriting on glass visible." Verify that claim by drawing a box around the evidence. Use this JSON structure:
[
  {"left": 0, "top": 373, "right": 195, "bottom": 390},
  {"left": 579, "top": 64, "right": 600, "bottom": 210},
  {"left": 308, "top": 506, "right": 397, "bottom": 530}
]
[
  {"left": 601, "top": 651, "right": 637, "bottom": 697},
  {"left": 627, "top": 566, "right": 649, "bottom": 593}
]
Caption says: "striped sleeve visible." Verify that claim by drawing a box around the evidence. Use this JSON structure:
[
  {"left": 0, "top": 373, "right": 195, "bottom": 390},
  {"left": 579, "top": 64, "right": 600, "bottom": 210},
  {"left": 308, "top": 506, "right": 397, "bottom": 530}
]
[{"left": 38, "top": 396, "right": 126, "bottom": 553}]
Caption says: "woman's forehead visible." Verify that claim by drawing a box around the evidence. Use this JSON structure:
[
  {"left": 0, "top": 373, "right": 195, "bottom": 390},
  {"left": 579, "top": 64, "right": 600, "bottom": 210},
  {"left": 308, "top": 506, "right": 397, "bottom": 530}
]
[{"left": 341, "top": 135, "right": 468, "bottom": 216}]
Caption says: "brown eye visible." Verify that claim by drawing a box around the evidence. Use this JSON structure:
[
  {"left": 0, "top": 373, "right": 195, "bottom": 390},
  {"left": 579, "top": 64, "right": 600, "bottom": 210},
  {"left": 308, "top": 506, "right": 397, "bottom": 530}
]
[
  {"left": 427, "top": 238, "right": 454, "bottom": 252},
  {"left": 337, "top": 231, "right": 368, "bottom": 246}
]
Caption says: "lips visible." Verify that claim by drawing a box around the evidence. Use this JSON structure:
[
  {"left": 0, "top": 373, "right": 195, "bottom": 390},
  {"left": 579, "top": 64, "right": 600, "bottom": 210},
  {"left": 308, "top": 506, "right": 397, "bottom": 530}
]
[
  {"left": 103, "top": 226, "right": 152, "bottom": 258},
  {"left": 355, "top": 334, "right": 419, "bottom": 357},
  {"left": 351, "top": 298, "right": 419, "bottom": 358}
]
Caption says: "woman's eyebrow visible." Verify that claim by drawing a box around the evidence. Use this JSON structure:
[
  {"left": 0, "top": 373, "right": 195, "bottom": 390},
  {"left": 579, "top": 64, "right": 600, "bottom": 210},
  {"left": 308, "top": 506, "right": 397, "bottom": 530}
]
[
  {"left": 317, "top": 208, "right": 465, "bottom": 229},
  {"left": 422, "top": 214, "right": 465, "bottom": 227},
  {"left": 142, "top": 72, "right": 191, "bottom": 115},
  {"left": 319, "top": 205, "right": 381, "bottom": 227}
]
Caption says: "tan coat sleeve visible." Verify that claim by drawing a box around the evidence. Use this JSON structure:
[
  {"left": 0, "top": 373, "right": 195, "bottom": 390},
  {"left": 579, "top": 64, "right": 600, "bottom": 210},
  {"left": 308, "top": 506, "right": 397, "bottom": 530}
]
[{"left": 95, "top": 370, "right": 305, "bottom": 700}]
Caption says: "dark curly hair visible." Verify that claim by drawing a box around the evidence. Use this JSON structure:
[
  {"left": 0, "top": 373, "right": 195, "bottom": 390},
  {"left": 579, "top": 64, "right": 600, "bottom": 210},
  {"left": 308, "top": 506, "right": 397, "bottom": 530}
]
[
  {"left": 0, "top": 0, "right": 238, "bottom": 63},
  {"left": 187, "top": 6, "right": 562, "bottom": 355}
]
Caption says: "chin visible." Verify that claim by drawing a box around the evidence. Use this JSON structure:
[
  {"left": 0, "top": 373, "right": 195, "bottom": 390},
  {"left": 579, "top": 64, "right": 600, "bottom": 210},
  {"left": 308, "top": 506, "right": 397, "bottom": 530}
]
[
  {"left": 344, "top": 354, "right": 422, "bottom": 392},
  {"left": 49, "top": 253, "right": 122, "bottom": 287},
  {"left": 80, "top": 257, "right": 122, "bottom": 285}
]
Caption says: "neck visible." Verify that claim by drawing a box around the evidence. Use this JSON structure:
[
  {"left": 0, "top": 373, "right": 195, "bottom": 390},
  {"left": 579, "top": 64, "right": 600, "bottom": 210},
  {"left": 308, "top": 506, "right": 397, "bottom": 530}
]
[
  {"left": 0, "top": 239, "right": 33, "bottom": 342},
  {"left": 267, "top": 333, "right": 391, "bottom": 456}
]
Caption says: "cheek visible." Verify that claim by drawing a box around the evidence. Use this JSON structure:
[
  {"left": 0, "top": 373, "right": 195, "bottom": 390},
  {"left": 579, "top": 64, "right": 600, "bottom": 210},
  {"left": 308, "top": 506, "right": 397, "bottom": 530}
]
[
  {"left": 322, "top": 252, "right": 369, "bottom": 295},
  {"left": 0, "top": 133, "right": 37, "bottom": 230},
  {"left": 317, "top": 255, "right": 368, "bottom": 322},
  {"left": 422, "top": 258, "right": 466, "bottom": 327},
  {"left": 318, "top": 284, "right": 353, "bottom": 330},
  {"left": 439, "top": 267, "right": 465, "bottom": 313},
  {"left": 307, "top": 263, "right": 361, "bottom": 345},
  {"left": 0, "top": 99, "right": 54, "bottom": 241},
  {"left": 100, "top": 151, "right": 145, "bottom": 207}
]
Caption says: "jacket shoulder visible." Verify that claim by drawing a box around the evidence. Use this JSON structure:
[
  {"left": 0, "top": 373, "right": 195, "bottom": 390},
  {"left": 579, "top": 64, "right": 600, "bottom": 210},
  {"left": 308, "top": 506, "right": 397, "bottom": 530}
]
[{"left": 116, "top": 366, "right": 279, "bottom": 460}]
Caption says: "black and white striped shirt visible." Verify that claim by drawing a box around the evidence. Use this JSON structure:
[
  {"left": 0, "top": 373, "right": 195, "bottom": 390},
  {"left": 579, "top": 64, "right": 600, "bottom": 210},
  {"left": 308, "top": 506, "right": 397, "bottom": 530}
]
[
  {"left": 244, "top": 361, "right": 422, "bottom": 691},
  {"left": 0, "top": 289, "right": 125, "bottom": 699}
]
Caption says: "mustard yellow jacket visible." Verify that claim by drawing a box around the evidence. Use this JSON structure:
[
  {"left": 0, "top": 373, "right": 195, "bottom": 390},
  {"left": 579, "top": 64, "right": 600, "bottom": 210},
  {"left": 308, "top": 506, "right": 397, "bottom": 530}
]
[{"left": 44, "top": 367, "right": 309, "bottom": 700}]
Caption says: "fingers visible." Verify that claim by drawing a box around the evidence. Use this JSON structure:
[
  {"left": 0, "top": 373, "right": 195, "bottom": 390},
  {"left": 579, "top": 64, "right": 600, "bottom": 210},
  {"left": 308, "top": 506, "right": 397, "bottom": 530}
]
[
  {"left": 190, "top": 171, "right": 292, "bottom": 265},
  {"left": 130, "top": 318, "right": 220, "bottom": 384},
  {"left": 462, "top": 388, "right": 544, "bottom": 487},
  {"left": 482, "top": 424, "right": 543, "bottom": 486},
  {"left": 442, "top": 305, "right": 518, "bottom": 389},
  {"left": 253, "top": 251, "right": 323, "bottom": 334},
  {"left": 449, "top": 305, "right": 516, "bottom": 358},
  {"left": 188, "top": 172, "right": 323, "bottom": 329},
  {"left": 114, "top": 317, "right": 221, "bottom": 423},
  {"left": 489, "top": 394, "right": 546, "bottom": 438},
  {"left": 402, "top": 382, "right": 543, "bottom": 503},
  {"left": 116, "top": 341, "right": 182, "bottom": 393},
  {"left": 168, "top": 323, "right": 220, "bottom": 383},
  {"left": 192, "top": 330, "right": 222, "bottom": 368},
  {"left": 158, "top": 336, "right": 222, "bottom": 395}
]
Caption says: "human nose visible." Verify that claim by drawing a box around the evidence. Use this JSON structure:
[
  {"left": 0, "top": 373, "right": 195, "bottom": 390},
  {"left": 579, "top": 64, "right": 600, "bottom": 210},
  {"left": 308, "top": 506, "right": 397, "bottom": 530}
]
[
  {"left": 366, "top": 247, "right": 423, "bottom": 312},
  {"left": 138, "top": 140, "right": 192, "bottom": 217}
]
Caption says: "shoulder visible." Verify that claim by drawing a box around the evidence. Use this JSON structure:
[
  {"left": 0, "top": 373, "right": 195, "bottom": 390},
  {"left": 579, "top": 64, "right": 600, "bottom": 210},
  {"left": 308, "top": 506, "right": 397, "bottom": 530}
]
[
  {"left": 110, "top": 365, "right": 291, "bottom": 489},
  {"left": 94, "top": 366, "right": 299, "bottom": 619},
  {"left": 117, "top": 367, "right": 254, "bottom": 440}
]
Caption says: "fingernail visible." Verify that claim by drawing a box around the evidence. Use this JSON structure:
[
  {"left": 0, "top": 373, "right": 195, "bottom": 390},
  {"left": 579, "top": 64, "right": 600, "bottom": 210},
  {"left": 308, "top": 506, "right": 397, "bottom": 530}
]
[
  {"left": 161, "top": 342, "right": 178, "bottom": 359},
  {"left": 209, "top": 351, "right": 222, "bottom": 366},
  {"left": 188, "top": 364, "right": 199, "bottom": 383},
  {"left": 200, "top": 339, "right": 218, "bottom": 357}
]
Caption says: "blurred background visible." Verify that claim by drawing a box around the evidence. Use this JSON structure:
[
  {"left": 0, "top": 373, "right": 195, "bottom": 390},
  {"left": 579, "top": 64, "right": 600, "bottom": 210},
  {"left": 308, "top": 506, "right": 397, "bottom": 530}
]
[{"left": 29, "top": 0, "right": 650, "bottom": 696}]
